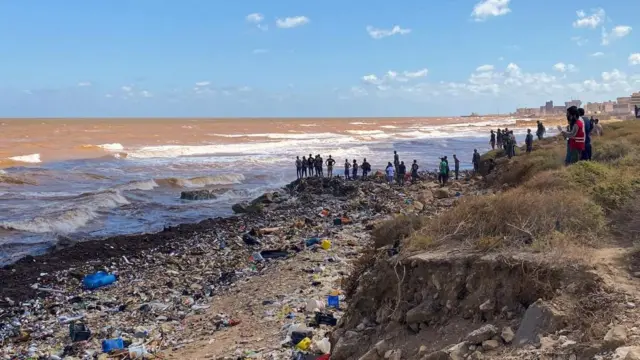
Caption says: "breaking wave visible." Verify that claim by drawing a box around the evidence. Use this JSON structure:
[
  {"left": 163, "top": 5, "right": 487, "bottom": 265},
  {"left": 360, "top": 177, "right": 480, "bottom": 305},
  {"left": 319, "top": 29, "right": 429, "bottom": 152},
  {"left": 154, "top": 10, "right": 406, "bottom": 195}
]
[
  {"left": 115, "top": 179, "right": 159, "bottom": 191},
  {"left": 8, "top": 153, "right": 41, "bottom": 163},
  {"left": 81, "top": 143, "right": 125, "bottom": 151},
  {"left": 0, "top": 190, "right": 130, "bottom": 233},
  {"left": 156, "top": 174, "right": 245, "bottom": 188}
]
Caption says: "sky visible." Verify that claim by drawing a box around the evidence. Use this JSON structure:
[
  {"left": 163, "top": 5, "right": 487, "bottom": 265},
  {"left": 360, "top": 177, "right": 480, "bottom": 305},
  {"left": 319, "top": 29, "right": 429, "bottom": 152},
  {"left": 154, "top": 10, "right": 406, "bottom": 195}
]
[{"left": 0, "top": 0, "right": 639, "bottom": 117}]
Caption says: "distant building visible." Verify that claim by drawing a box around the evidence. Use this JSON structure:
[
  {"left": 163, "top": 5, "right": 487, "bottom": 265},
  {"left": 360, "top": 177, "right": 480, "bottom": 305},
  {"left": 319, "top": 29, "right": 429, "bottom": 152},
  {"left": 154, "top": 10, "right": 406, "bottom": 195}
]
[
  {"left": 604, "top": 101, "right": 615, "bottom": 113},
  {"left": 630, "top": 92, "right": 640, "bottom": 107},
  {"left": 565, "top": 100, "right": 582, "bottom": 108},
  {"left": 545, "top": 101, "right": 554, "bottom": 114},
  {"left": 553, "top": 106, "right": 566, "bottom": 114},
  {"left": 612, "top": 103, "right": 633, "bottom": 115},
  {"left": 617, "top": 97, "right": 632, "bottom": 105}
]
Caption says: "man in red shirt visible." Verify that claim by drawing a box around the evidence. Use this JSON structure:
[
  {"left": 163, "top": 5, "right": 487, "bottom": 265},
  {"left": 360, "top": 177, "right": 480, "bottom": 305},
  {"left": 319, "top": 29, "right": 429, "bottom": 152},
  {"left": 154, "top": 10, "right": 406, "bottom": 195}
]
[{"left": 561, "top": 106, "right": 585, "bottom": 165}]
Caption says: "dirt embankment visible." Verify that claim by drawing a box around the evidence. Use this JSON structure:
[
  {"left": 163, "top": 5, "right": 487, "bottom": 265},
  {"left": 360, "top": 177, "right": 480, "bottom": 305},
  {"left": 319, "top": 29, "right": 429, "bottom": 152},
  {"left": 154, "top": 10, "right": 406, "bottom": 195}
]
[{"left": 334, "top": 120, "right": 640, "bottom": 360}]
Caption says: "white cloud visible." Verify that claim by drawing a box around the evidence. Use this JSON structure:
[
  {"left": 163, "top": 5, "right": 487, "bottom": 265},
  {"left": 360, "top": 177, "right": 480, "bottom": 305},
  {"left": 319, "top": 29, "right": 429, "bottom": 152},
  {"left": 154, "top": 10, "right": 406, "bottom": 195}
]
[
  {"left": 573, "top": 8, "right": 605, "bottom": 28},
  {"left": 140, "top": 90, "right": 152, "bottom": 98},
  {"left": 553, "top": 63, "right": 578, "bottom": 73},
  {"left": 121, "top": 86, "right": 132, "bottom": 92},
  {"left": 365, "top": 25, "right": 411, "bottom": 39},
  {"left": 195, "top": 81, "right": 210, "bottom": 87},
  {"left": 362, "top": 74, "right": 381, "bottom": 85},
  {"left": 276, "top": 16, "right": 309, "bottom": 29},
  {"left": 105, "top": 94, "right": 113, "bottom": 98},
  {"left": 471, "top": 0, "right": 511, "bottom": 21},
  {"left": 570, "top": 36, "right": 588, "bottom": 46},
  {"left": 602, "top": 25, "right": 632, "bottom": 45},
  {"left": 602, "top": 69, "right": 626, "bottom": 82},
  {"left": 629, "top": 53, "right": 640, "bottom": 65},
  {"left": 591, "top": 52, "right": 605, "bottom": 57},
  {"left": 476, "top": 64, "right": 494, "bottom": 72},
  {"left": 246, "top": 13, "right": 264, "bottom": 23},
  {"left": 404, "top": 69, "right": 428, "bottom": 78},
  {"left": 252, "top": 48, "right": 269, "bottom": 54},
  {"left": 77, "top": 81, "right": 92, "bottom": 87}
]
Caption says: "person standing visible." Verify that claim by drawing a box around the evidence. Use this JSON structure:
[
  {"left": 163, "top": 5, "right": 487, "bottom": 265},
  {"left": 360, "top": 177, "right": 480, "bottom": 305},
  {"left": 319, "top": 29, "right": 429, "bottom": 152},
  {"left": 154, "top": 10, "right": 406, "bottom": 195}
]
[
  {"left": 508, "top": 131, "right": 517, "bottom": 158},
  {"left": 344, "top": 159, "right": 351, "bottom": 180},
  {"left": 579, "top": 108, "right": 592, "bottom": 161},
  {"left": 593, "top": 119, "right": 603, "bottom": 136},
  {"left": 490, "top": 130, "right": 496, "bottom": 150},
  {"left": 438, "top": 158, "right": 448, "bottom": 187},
  {"left": 307, "top": 154, "right": 314, "bottom": 176},
  {"left": 352, "top": 159, "right": 359, "bottom": 180},
  {"left": 301, "top": 156, "right": 308, "bottom": 177},
  {"left": 362, "top": 158, "right": 371, "bottom": 178},
  {"left": 317, "top": 154, "right": 324, "bottom": 177},
  {"left": 398, "top": 161, "right": 406, "bottom": 186},
  {"left": 536, "top": 121, "right": 546, "bottom": 140},
  {"left": 453, "top": 154, "right": 460, "bottom": 180},
  {"left": 472, "top": 149, "right": 480, "bottom": 173},
  {"left": 385, "top": 162, "right": 395, "bottom": 184},
  {"left": 296, "top": 156, "right": 303, "bottom": 179},
  {"left": 496, "top": 129, "right": 503, "bottom": 149},
  {"left": 525, "top": 129, "right": 534, "bottom": 153},
  {"left": 411, "top": 160, "right": 419, "bottom": 183},
  {"left": 443, "top": 156, "right": 450, "bottom": 179},
  {"left": 393, "top": 151, "right": 400, "bottom": 173},
  {"left": 561, "top": 106, "right": 585, "bottom": 165},
  {"left": 326, "top": 155, "right": 336, "bottom": 178}
]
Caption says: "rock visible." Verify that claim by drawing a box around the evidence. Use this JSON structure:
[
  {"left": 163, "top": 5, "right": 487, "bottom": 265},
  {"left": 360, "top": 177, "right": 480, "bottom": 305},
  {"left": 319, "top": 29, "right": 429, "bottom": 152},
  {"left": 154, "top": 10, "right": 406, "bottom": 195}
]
[
  {"left": 419, "top": 191, "right": 434, "bottom": 203},
  {"left": 479, "top": 299, "right": 494, "bottom": 312},
  {"left": 421, "top": 350, "right": 450, "bottom": 360},
  {"left": 374, "top": 340, "right": 389, "bottom": 356},
  {"left": 501, "top": 327, "right": 515, "bottom": 344},
  {"left": 384, "top": 349, "right": 401, "bottom": 360},
  {"left": 180, "top": 189, "right": 217, "bottom": 200},
  {"left": 358, "top": 349, "right": 381, "bottom": 360},
  {"left": 413, "top": 201, "right": 424, "bottom": 212},
  {"left": 623, "top": 346, "right": 640, "bottom": 360},
  {"left": 466, "top": 325, "right": 498, "bottom": 344},
  {"left": 232, "top": 202, "right": 263, "bottom": 214},
  {"left": 514, "top": 299, "right": 566, "bottom": 347},
  {"left": 405, "top": 303, "right": 432, "bottom": 325},
  {"left": 418, "top": 345, "right": 428, "bottom": 356},
  {"left": 603, "top": 325, "right": 628, "bottom": 350},
  {"left": 481, "top": 340, "right": 500, "bottom": 351},
  {"left": 468, "top": 351, "right": 484, "bottom": 360},
  {"left": 434, "top": 188, "right": 450, "bottom": 199},
  {"left": 447, "top": 342, "right": 469, "bottom": 360},
  {"left": 252, "top": 192, "right": 274, "bottom": 204},
  {"left": 232, "top": 202, "right": 248, "bottom": 213}
]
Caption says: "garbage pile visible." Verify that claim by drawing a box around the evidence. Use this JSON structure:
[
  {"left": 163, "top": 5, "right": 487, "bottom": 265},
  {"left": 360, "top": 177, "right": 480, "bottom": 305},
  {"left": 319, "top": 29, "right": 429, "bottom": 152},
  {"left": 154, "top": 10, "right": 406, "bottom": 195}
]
[{"left": 0, "top": 174, "right": 482, "bottom": 359}]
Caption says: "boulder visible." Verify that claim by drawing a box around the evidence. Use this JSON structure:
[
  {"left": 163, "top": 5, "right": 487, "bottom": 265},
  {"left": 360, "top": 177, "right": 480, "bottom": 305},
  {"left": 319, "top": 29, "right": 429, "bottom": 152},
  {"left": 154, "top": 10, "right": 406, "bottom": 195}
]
[
  {"left": 358, "top": 349, "right": 381, "bottom": 360},
  {"left": 622, "top": 347, "right": 640, "bottom": 360},
  {"left": 252, "top": 192, "right": 275, "bottom": 204},
  {"left": 180, "top": 189, "right": 217, "bottom": 200},
  {"left": 514, "top": 299, "right": 567, "bottom": 347},
  {"left": 603, "top": 325, "right": 628, "bottom": 350},
  {"left": 421, "top": 350, "right": 450, "bottom": 360},
  {"left": 447, "top": 342, "right": 469, "bottom": 360},
  {"left": 232, "top": 203, "right": 248, "bottom": 213},
  {"left": 481, "top": 340, "right": 500, "bottom": 351},
  {"left": 434, "top": 188, "right": 450, "bottom": 199},
  {"left": 466, "top": 325, "right": 498, "bottom": 344},
  {"left": 384, "top": 349, "right": 401, "bottom": 360},
  {"left": 501, "top": 327, "right": 515, "bottom": 344}
]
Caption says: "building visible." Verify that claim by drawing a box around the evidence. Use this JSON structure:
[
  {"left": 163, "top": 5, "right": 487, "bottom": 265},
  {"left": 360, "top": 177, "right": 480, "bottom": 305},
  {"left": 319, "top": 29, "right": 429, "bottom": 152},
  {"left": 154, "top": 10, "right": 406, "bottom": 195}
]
[
  {"left": 585, "top": 102, "right": 602, "bottom": 114},
  {"left": 617, "top": 97, "right": 632, "bottom": 105},
  {"left": 553, "top": 106, "right": 566, "bottom": 114},
  {"left": 630, "top": 92, "right": 640, "bottom": 107},
  {"left": 516, "top": 108, "right": 539, "bottom": 116},
  {"left": 565, "top": 100, "right": 582, "bottom": 108},
  {"left": 612, "top": 103, "right": 633, "bottom": 115},
  {"left": 545, "top": 101, "right": 554, "bottom": 114}
]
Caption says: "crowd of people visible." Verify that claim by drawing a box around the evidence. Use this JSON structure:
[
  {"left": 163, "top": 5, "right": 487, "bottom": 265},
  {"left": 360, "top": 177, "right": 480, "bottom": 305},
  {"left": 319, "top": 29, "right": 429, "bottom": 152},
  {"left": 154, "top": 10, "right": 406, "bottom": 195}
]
[{"left": 294, "top": 108, "right": 605, "bottom": 187}]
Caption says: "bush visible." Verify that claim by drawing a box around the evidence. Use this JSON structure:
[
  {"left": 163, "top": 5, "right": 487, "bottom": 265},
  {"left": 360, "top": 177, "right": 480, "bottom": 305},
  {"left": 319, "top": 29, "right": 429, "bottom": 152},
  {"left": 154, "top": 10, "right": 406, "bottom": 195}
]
[
  {"left": 592, "top": 139, "right": 632, "bottom": 162},
  {"left": 407, "top": 188, "right": 605, "bottom": 251},
  {"left": 371, "top": 214, "right": 426, "bottom": 249},
  {"left": 490, "top": 147, "right": 565, "bottom": 186}
]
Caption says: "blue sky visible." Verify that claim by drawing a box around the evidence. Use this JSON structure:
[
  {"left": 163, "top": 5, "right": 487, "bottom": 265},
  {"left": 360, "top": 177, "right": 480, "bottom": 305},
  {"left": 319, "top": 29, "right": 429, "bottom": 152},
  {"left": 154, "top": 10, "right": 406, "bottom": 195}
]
[{"left": 0, "top": 0, "right": 638, "bottom": 117}]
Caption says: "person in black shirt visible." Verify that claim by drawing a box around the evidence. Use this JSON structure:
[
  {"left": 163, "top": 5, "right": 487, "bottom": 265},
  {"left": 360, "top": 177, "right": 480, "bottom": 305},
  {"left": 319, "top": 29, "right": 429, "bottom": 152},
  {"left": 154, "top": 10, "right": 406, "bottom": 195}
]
[
  {"left": 411, "top": 160, "right": 419, "bottom": 183},
  {"left": 296, "top": 156, "right": 302, "bottom": 179},
  {"left": 398, "top": 161, "right": 406, "bottom": 186},
  {"left": 307, "top": 154, "right": 314, "bottom": 176},
  {"left": 301, "top": 156, "right": 308, "bottom": 177},
  {"left": 472, "top": 149, "right": 481, "bottom": 173},
  {"left": 453, "top": 154, "right": 460, "bottom": 180},
  {"left": 344, "top": 159, "right": 351, "bottom": 180},
  {"left": 352, "top": 159, "right": 359, "bottom": 179},
  {"left": 525, "top": 129, "right": 534, "bottom": 153},
  {"left": 325, "top": 155, "right": 336, "bottom": 178},
  {"left": 361, "top": 158, "right": 371, "bottom": 178}
]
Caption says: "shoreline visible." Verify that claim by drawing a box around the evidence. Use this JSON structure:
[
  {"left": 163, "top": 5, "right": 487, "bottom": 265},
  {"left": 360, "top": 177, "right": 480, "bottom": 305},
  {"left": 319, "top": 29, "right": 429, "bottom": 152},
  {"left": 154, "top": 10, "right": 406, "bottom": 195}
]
[{"left": 0, "top": 173, "right": 480, "bottom": 359}]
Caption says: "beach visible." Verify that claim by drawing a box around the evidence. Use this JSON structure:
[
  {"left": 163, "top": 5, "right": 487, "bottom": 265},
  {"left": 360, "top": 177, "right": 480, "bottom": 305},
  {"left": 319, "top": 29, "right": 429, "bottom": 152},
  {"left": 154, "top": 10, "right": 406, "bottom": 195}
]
[{"left": 0, "top": 116, "right": 533, "bottom": 265}]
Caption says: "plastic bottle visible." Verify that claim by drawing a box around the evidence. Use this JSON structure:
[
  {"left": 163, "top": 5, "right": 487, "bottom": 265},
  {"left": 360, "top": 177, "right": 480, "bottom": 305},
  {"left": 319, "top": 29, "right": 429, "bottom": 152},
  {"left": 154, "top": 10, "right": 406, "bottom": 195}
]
[
  {"left": 320, "top": 239, "right": 331, "bottom": 250},
  {"left": 295, "top": 337, "right": 311, "bottom": 351},
  {"left": 82, "top": 272, "right": 117, "bottom": 290}
]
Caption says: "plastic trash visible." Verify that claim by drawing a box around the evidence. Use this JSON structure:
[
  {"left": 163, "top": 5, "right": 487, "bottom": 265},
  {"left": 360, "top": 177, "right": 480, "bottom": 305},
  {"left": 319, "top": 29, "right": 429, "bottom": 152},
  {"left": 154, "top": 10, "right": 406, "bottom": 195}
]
[
  {"left": 291, "top": 329, "right": 313, "bottom": 345},
  {"left": 327, "top": 295, "right": 340, "bottom": 309},
  {"left": 315, "top": 312, "right": 337, "bottom": 326},
  {"left": 295, "top": 337, "right": 312, "bottom": 350},
  {"left": 101, "top": 338, "right": 125, "bottom": 353},
  {"left": 315, "top": 337, "right": 331, "bottom": 354},
  {"left": 333, "top": 218, "right": 342, "bottom": 226},
  {"left": 260, "top": 250, "right": 289, "bottom": 259},
  {"left": 82, "top": 271, "right": 117, "bottom": 290},
  {"left": 305, "top": 237, "right": 321, "bottom": 247},
  {"left": 129, "top": 344, "right": 149, "bottom": 358},
  {"left": 242, "top": 233, "right": 261, "bottom": 246},
  {"left": 320, "top": 239, "right": 331, "bottom": 250},
  {"left": 69, "top": 322, "right": 91, "bottom": 342},
  {"left": 306, "top": 299, "right": 325, "bottom": 313},
  {"left": 250, "top": 252, "right": 265, "bottom": 262}
]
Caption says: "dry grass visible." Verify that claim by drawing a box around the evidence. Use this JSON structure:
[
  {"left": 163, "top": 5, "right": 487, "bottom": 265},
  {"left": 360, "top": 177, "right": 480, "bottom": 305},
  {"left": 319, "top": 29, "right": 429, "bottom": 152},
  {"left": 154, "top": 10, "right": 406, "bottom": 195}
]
[
  {"left": 408, "top": 188, "right": 605, "bottom": 251},
  {"left": 371, "top": 214, "right": 426, "bottom": 249},
  {"left": 342, "top": 248, "right": 379, "bottom": 299}
]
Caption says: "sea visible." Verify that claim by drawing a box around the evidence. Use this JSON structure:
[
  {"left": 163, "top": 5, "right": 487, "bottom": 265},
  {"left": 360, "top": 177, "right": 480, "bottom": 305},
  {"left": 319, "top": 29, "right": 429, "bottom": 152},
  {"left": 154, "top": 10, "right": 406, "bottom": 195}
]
[{"left": 0, "top": 117, "right": 545, "bottom": 265}]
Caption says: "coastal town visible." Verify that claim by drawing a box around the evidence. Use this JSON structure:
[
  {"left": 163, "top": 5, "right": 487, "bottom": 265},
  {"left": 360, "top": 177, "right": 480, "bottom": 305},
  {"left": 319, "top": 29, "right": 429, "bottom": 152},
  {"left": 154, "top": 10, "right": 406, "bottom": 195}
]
[{"left": 514, "top": 91, "right": 640, "bottom": 118}]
